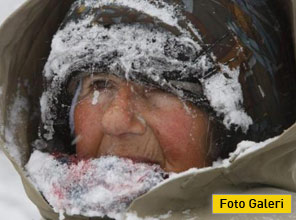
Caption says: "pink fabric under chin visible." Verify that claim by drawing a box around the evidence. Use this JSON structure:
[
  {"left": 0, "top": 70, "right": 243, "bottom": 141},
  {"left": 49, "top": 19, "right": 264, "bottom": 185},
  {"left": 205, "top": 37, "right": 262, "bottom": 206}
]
[{"left": 25, "top": 151, "right": 169, "bottom": 218}]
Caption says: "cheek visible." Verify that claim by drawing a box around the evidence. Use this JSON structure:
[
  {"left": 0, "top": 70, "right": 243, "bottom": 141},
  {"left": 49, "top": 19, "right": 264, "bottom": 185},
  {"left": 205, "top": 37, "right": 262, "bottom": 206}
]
[
  {"left": 148, "top": 106, "right": 209, "bottom": 169},
  {"left": 74, "top": 99, "right": 104, "bottom": 158},
  {"left": 150, "top": 108, "right": 192, "bottom": 152}
]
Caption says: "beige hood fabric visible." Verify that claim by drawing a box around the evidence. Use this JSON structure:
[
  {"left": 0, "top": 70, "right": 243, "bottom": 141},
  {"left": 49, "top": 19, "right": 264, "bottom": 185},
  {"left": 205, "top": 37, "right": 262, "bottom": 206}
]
[{"left": 0, "top": 0, "right": 296, "bottom": 219}]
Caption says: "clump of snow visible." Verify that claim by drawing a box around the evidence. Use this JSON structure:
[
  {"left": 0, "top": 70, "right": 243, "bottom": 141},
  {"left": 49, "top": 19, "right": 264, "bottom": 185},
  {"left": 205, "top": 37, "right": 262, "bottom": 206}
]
[
  {"left": 25, "top": 151, "right": 167, "bottom": 219},
  {"left": 92, "top": 91, "right": 100, "bottom": 105},
  {"left": 211, "top": 157, "right": 231, "bottom": 168},
  {"left": 212, "top": 135, "right": 280, "bottom": 167},
  {"left": 228, "top": 136, "right": 279, "bottom": 162},
  {"left": 201, "top": 65, "right": 253, "bottom": 133}
]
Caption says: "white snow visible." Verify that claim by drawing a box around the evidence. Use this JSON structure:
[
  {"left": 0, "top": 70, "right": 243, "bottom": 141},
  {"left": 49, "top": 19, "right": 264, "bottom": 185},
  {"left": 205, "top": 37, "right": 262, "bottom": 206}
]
[
  {"left": 201, "top": 65, "right": 253, "bottom": 133},
  {"left": 44, "top": 18, "right": 202, "bottom": 81},
  {"left": 26, "top": 151, "right": 167, "bottom": 219},
  {"left": 211, "top": 136, "right": 279, "bottom": 167},
  {"left": 92, "top": 90, "right": 100, "bottom": 105},
  {"left": 228, "top": 136, "right": 279, "bottom": 162}
]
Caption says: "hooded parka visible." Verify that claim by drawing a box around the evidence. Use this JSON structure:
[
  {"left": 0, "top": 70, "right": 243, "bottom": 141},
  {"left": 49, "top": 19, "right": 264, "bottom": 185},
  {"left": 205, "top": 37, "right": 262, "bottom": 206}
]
[{"left": 0, "top": 0, "right": 296, "bottom": 219}]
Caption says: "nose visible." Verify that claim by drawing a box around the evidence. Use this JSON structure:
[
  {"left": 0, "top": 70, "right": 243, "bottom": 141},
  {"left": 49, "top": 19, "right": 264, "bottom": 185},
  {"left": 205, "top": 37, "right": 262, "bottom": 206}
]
[{"left": 101, "top": 84, "right": 146, "bottom": 136}]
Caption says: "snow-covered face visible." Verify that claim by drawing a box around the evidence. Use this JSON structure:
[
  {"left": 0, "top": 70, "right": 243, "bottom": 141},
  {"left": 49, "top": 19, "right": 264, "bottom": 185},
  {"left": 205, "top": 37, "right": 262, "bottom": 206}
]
[{"left": 73, "top": 73, "right": 210, "bottom": 173}]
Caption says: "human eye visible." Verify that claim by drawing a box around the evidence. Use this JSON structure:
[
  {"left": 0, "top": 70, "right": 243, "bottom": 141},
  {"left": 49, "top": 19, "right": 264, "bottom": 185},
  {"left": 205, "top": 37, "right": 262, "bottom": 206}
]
[
  {"left": 91, "top": 79, "right": 114, "bottom": 91},
  {"left": 78, "top": 75, "right": 118, "bottom": 100}
]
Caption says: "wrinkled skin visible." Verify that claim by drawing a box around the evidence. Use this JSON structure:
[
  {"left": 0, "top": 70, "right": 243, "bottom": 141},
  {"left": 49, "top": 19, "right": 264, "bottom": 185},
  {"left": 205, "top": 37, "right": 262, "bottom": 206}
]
[{"left": 74, "top": 73, "right": 211, "bottom": 173}]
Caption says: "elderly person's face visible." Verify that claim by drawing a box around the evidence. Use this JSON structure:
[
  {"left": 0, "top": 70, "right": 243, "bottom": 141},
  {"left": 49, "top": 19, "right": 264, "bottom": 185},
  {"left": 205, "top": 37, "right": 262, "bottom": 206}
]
[{"left": 74, "top": 73, "right": 210, "bottom": 173}]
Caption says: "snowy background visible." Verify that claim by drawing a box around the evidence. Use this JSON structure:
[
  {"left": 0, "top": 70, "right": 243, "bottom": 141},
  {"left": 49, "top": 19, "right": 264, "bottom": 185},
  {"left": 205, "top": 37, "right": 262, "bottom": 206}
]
[{"left": 0, "top": 0, "right": 41, "bottom": 219}]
